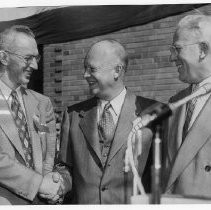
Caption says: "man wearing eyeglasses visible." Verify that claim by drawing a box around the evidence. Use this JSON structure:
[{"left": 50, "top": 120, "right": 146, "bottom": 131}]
[
  {"left": 0, "top": 25, "right": 67, "bottom": 204},
  {"left": 164, "top": 15, "right": 211, "bottom": 198}
]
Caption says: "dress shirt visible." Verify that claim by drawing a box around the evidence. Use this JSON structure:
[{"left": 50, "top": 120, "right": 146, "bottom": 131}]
[
  {"left": 0, "top": 79, "right": 27, "bottom": 116},
  {"left": 97, "top": 87, "right": 126, "bottom": 125},
  {"left": 188, "top": 75, "right": 211, "bottom": 129}
]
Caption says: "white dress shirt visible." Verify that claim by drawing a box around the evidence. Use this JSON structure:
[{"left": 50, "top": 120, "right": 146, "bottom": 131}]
[
  {"left": 188, "top": 76, "right": 211, "bottom": 129},
  {"left": 97, "top": 87, "right": 127, "bottom": 125},
  {"left": 0, "top": 79, "right": 27, "bottom": 116}
]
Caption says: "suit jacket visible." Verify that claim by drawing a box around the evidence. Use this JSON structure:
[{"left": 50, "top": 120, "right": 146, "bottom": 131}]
[
  {"left": 59, "top": 90, "right": 157, "bottom": 204},
  {"left": 164, "top": 86, "right": 211, "bottom": 198},
  {"left": 0, "top": 87, "right": 56, "bottom": 205}
]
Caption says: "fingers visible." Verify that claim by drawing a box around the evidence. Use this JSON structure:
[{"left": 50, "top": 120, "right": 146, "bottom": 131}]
[
  {"left": 52, "top": 172, "right": 60, "bottom": 183},
  {"left": 39, "top": 193, "right": 54, "bottom": 200},
  {"left": 39, "top": 172, "right": 64, "bottom": 204}
]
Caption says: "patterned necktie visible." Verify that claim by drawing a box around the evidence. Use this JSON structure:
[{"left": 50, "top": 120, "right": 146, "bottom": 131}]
[
  {"left": 98, "top": 102, "right": 115, "bottom": 143},
  {"left": 10, "top": 90, "right": 34, "bottom": 169},
  {"left": 182, "top": 86, "right": 197, "bottom": 141}
]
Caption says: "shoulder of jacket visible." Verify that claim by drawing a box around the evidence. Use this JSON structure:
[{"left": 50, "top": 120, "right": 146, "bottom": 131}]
[
  {"left": 66, "top": 97, "right": 97, "bottom": 113},
  {"left": 26, "top": 89, "right": 50, "bottom": 101},
  {"left": 169, "top": 87, "right": 189, "bottom": 103}
]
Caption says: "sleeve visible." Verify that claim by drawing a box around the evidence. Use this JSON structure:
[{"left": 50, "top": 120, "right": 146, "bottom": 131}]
[
  {"left": 40, "top": 97, "right": 57, "bottom": 175},
  {"left": 54, "top": 108, "right": 72, "bottom": 194},
  {"left": 0, "top": 133, "right": 43, "bottom": 201}
]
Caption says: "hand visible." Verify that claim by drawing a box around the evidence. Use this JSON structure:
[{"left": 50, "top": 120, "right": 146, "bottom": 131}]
[
  {"left": 47, "top": 173, "right": 65, "bottom": 204},
  {"left": 38, "top": 172, "right": 62, "bottom": 200},
  {"left": 39, "top": 172, "right": 65, "bottom": 204}
]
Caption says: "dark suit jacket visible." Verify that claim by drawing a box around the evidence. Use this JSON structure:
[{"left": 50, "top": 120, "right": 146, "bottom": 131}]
[
  {"left": 0, "top": 87, "right": 56, "bottom": 205},
  {"left": 164, "top": 86, "right": 211, "bottom": 198},
  {"left": 59, "top": 90, "right": 157, "bottom": 204}
]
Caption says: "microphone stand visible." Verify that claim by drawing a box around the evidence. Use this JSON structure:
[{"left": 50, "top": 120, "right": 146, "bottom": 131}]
[{"left": 151, "top": 124, "right": 162, "bottom": 204}]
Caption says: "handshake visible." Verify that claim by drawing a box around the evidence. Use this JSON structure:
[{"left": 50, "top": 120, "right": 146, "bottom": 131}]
[{"left": 38, "top": 172, "right": 65, "bottom": 204}]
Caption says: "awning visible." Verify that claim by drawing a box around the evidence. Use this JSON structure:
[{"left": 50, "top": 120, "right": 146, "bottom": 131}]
[{"left": 0, "top": 4, "right": 206, "bottom": 44}]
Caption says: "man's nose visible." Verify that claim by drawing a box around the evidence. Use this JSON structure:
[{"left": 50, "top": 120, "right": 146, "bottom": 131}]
[
  {"left": 84, "top": 70, "right": 91, "bottom": 78},
  {"left": 169, "top": 51, "right": 177, "bottom": 63},
  {"left": 29, "top": 57, "right": 38, "bottom": 70}
]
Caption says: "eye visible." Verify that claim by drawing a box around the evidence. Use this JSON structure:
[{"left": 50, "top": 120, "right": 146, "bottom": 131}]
[
  {"left": 24, "top": 55, "right": 33, "bottom": 61},
  {"left": 175, "top": 46, "right": 182, "bottom": 51},
  {"left": 86, "top": 66, "right": 98, "bottom": 73}
]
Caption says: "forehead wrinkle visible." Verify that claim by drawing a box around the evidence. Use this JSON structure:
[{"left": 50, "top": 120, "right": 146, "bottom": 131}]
[
  {"left": 2, "top": 31, "right": 17, "bottom": 51},
  {"left": 11, "top": 33, "right": 38, "bottom": 55},
  {"left": 174, "top": 28, "right": 199, "bottom": 44}
]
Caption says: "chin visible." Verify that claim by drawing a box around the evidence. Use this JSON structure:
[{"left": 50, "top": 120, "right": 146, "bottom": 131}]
[
  {"left": 89, "top": 88, "right": 98, "bottom": 96},
  {"left": 21, "top": 79, "right": 29, "bottom": 86}
]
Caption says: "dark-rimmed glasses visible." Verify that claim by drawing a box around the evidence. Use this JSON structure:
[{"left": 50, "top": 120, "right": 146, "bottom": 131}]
[
  {"left": 5, "top": 50, "right": 41, "bottom": 64},
  {"left": 170, "top": 42, "right": 199, "bottom": 56}
]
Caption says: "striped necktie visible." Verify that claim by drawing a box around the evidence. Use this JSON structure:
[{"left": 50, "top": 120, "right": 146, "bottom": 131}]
[
  {"left": 98, "top": 102, "right": 115, "bottom": 143},
  {"left": 10, "top": 90, "right": 34, "bottom": 169},
  {"left": 182, "top": 85, "right": 198, "bottom": 141}
]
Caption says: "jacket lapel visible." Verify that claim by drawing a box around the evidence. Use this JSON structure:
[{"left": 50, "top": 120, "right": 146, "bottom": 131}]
[
  {"left": 107, "top": 92, "right": 137, "bottom": 164},
  {"left": 167, "top": 92, "right": 211, "bottom": 190},
  {"left": 0, "top": 90, "right": 26, "bottom": 161},
  {"left": 167, "top": 105, "right": 186, "bottom": 163},
  {"left": 79, "top": 98, "right": 102, "bottom": 164},
  {"left": 22, "top": 89, "right": 42, "bottom": 174}
]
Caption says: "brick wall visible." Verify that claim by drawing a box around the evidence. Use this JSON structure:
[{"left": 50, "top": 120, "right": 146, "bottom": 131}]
[{"left": 43, "top": 4, "right": 211, "bottom": 119}]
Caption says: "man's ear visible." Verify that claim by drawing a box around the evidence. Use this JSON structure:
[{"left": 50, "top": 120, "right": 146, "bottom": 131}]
[
  {"left": 199, "top": 41, "right": 209, "bottom": 62},
  {"left": 0, "top": 50, "right": 9, "bottom": 66},
  {"left": 114, "top": 65, "right": 124, "bottom": 80}
]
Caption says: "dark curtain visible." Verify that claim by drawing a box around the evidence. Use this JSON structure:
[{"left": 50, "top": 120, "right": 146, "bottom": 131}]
[{"left": 0, "top": 4, "right": 206, "bottom": 44}]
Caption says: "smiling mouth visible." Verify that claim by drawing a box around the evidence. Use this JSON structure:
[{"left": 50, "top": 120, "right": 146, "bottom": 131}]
[
  {"left": 88, "top": 81, "right": 97, "bottom": 85},
  {"left": 176, "top": 64, "right": 183, "bottom": 70},
  {"left": 24, "top": 71, "right": 33, "bottom": 78}
]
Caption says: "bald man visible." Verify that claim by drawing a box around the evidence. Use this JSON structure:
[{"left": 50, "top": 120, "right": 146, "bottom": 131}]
[{"left": 58, "top": 40, "right": 157, "bottom": 204}]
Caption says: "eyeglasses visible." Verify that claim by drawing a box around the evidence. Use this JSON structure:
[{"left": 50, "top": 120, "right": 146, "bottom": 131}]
[
  {"left": 5, "top": 50, "right": 41, "bottom": 64},
  {"left": 84, "top": 65, "right": 113, "bottom": 74},
  {"left": 170, "top": 42, "right": 199, "bottom": 56},
  {"left": 84, "top": 63, "right": 121, "bottom": 74}
]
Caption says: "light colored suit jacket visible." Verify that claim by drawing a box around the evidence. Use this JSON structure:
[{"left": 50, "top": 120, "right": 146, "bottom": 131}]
[
  {"left": 59, "top": 90, "right": 157, "bottom": 204},
  {"left": 0, "top": 87, "right": 56, "bottom": 205},
  {"left": 164, "top": 86, "right": 211, "bottom": 198}
]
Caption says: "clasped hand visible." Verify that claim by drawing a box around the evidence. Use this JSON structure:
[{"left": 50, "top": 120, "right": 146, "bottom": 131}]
[{"left": 39, "top": 172, "right": 65, "bottom": 204}]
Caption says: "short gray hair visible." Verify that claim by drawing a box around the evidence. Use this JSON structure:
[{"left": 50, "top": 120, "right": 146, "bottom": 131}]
[
  {"left": 0, "top": 25, "right": 35, "bottom": 51},
  {"left": 176, "top": 14, "right": 211, "bottom": 43}
]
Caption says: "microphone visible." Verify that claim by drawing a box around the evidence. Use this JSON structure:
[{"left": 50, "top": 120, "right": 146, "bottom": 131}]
[
  {"left": 134, "top": 83, "right": 211, "bottom": 130},
  {"left": 169, "top": 83, "right": 211, "bottom": 110}
]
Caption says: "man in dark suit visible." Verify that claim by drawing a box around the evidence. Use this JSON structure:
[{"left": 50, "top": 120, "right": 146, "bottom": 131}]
[
  {"left": 0, "top": 25, "right": 64, "bottom": 204},
  {"left": 59, "top": 40, "right": 157, "bottom": 204},
  {"left": 164, "top": 15, "right": 211, "bottom": 198}
]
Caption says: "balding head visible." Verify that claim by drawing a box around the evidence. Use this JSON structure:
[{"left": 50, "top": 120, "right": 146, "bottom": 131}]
[
  {"left": 84, "top": 40, "right": 128, "bottom": 100},
  {"left": 85, "top": 39, "right": 128, "bottom": 72}
]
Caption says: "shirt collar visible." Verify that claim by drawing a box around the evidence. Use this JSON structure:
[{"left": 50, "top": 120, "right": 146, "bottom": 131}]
[
  {"left": 99, "top": 87, "right": 127, "bottom": 116},
  {"left": 198, "top": 75, "right": 211, "bottom": 88},
  {"left": 0, "top": 79, "right": 22, "bottom": 100}
]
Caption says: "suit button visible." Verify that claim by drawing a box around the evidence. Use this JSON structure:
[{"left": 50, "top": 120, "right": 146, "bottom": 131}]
[
  {"left": 205, "top": 165, "right": 211, "bottom": 172},
  {"left": 103, "top": 153, "right": 108, "bottom": 157},
  {"left": 101, "top": 186, "right": 108, "bottom": 191}
]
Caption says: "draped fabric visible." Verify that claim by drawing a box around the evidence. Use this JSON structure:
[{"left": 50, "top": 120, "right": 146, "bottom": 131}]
[{"left": 0, "top": 4, "right": 206, "bottom": 44}]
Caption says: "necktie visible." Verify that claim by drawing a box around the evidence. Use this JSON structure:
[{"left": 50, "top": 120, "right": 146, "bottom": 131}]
[
  {"left": 182, "top": 86, "right": 197, "bottom": 141},
  {"left": 10, "top": 90, "right": 34, "bottom": 169},
  {"left": 98, "top": 102, "right": 115, "bottom": 143}
]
